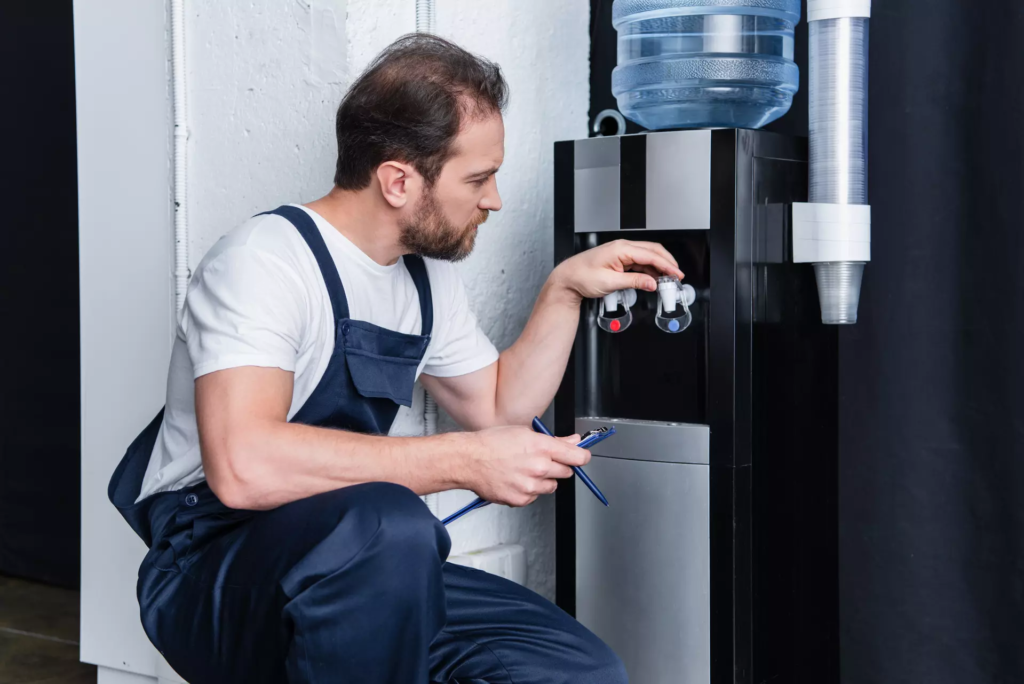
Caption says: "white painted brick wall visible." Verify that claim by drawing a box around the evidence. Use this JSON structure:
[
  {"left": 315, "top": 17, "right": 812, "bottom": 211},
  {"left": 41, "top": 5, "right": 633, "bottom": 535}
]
[{"left": 184, "top": 0, "right": 590, "bottom": 600}]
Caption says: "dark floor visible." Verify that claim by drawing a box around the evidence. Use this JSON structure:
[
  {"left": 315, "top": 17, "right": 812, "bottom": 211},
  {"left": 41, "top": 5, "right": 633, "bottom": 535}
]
[{"left": 0, "top": 575, "right": 96, "bottom": 684}]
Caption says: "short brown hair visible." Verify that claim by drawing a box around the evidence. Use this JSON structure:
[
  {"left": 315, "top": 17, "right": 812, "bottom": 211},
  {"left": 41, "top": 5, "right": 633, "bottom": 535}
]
[{"left": 333, "top": 34, "right": 508, "bottom": 191}]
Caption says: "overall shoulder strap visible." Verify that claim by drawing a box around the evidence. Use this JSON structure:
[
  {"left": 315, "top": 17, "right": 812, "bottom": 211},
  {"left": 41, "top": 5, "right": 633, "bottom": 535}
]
[
  {"left": 259, "top": 205, "right": 350, "bottom": 323},
  {"left": 403, "top": 255, "right": 433, "bottom": 337}
]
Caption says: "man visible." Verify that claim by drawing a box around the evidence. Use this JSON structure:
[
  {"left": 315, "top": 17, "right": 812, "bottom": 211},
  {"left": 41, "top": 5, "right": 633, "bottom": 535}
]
[{"left": 109, "top": 34, "right": 683, "bottom": 683}]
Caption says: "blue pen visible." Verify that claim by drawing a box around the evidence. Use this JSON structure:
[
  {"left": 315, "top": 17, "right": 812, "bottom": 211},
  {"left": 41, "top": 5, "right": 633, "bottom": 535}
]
[
  {"left": 440, "top": 497, "right": 490, "bottom": 526},
  {"left": 442, "top": 418, "right": 614, "bottom": 526},
  {"left": 532, "top": 417, "right": 610, "bottom": 507}
]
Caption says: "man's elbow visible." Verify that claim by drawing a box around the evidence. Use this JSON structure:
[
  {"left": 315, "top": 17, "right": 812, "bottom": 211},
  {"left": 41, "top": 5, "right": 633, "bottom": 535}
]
[
  {"left": 206, "top": 474, "right": 251, "bottom": 510},
  {"left": 202, "top": 439, "right": 263, "bottom": 510},
  {"left": 491, "top": 401, "right": 534, "bottom": 429}
]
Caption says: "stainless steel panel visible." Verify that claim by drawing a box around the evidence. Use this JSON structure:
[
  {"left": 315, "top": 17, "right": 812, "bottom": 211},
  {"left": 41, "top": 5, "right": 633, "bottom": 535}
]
[
  {"left": 574, "top": 136, "right": 620, "bottom": 169},
  {"left": 646, "top": 130, "right": 711, "bottom": 231},
  {"left": 574, "top": 137, "right": 620, "bottom": 233},
  {"left": 576, "top": 417, "right": 710, "bottom": 465},
  {"left": 577, "top": 455, "right": 711, "bottom": 684}
]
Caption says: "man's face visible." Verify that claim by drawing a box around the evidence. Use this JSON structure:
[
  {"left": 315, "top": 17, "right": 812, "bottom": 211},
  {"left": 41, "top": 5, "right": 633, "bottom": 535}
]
[{"left": 400, "top": 112, "right": 504, "bottom": 261}]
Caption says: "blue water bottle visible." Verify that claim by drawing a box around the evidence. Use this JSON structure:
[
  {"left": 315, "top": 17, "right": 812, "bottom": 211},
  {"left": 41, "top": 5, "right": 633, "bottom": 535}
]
[{"left": 612, "top": 0, "right": 802, "bottom": 130}]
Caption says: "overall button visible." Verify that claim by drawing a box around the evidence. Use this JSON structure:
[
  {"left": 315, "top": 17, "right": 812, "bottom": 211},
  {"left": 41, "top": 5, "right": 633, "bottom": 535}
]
[{"left": 185, "top": 493, "right": 199, "bottom": 507}]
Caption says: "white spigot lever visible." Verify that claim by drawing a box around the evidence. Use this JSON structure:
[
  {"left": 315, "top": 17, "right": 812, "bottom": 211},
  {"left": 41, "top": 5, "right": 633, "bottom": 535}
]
[
  {"left": 598, "top": 288, "right": 637, "bottom": 333},
  {"left": 603, "top": 292, "right": 621, "bottom": 313},
  {"left": 655, "top": 276, "right": 696, "bottom": 334}
]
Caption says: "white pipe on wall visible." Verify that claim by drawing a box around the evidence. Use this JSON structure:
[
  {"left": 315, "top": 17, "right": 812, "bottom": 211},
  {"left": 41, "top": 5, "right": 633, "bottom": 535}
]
[
  {"left": 171, "top": 0, "right": 189, "bottom": 313},
  {"left": 423, "top": 391, "right": 440, "bottom": 517},
  {"left": 416, "top": 0, "right": 436, "bottom": 34},
  {"left": 424, "top": 391, "right": 439, "bottom": 440}
]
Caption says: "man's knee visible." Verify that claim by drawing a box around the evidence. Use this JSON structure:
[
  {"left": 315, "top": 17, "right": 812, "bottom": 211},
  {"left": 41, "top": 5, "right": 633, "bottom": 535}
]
[
  {"left": 347, "top": 481, "right": 441, "bottom": 532},
  {"left": 332, "top": 481, "right": 450, "bottom": 567},
  {"left": 279, "top": 482, "right": 449, "bottom": 602}
]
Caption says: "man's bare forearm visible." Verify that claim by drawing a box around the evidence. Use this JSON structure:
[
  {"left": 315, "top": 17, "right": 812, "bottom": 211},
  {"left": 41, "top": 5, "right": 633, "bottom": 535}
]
[
  {"left": 203, "top": 420, "right": 475, "bottom": 511},
  {"left": 493, "top": 271, "right": 582, "bottom": 426}
]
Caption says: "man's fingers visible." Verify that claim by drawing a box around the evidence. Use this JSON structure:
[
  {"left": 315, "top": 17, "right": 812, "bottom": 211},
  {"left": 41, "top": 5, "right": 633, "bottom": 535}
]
[
  {"left": 618, "top": 244, "right": 684, "bottom": 280},
  {"left": 547, "top": 463, "right": 575, "bottom": 479},
  {"left": 609, "top": 240, "right": 683, "bottom": 277},
  {"left": 630, "top": 264, "right": 663, "bottom": 279},
  {"left": 621, "top": 240, "right": 679, "bottom": 269},
  {"left": 610, "top": 271, "right": 658, "bottom": 292},
  {"left": 550, "top": 445, "right": 591, "bottom": 468}
]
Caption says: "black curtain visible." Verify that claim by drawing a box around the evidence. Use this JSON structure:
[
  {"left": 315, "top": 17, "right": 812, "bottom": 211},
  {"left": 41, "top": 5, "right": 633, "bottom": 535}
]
[
  {"left": 839, "top": 1, "right": 1024, "bottom": 682},
  {"left": 0, "top": 1, "right": 81, "bottom": 588}
]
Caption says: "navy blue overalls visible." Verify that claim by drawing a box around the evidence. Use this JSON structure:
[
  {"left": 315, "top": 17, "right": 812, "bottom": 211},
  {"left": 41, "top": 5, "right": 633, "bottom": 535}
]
[{"left": 108, "top": 206, "right": 626, "bottom": 684}]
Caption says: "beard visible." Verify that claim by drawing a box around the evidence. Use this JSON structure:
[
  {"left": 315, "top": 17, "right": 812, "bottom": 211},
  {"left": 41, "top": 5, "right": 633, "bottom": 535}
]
[{"left": 399, "top": 188, "right": 488, "bottom": 262}]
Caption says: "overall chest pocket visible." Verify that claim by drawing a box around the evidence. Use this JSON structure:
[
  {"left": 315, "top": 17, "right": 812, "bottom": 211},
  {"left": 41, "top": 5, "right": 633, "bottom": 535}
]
[{"left": 340, "top": 320, "right": 430, "bottom": 408}]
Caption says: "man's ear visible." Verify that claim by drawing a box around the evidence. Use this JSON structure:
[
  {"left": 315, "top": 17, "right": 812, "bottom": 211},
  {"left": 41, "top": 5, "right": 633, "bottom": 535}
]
[{"left": 377, "top": 161, "right": 419, "bottom": 209}]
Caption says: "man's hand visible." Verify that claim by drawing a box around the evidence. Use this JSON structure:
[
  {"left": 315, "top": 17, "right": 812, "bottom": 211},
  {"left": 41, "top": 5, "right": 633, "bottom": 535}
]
[
  {"left": 459, "top": 427, "right": 589, "bottom": 507},
  {"left": 551, "top": 239, "right": 685, "bottom": 302}
]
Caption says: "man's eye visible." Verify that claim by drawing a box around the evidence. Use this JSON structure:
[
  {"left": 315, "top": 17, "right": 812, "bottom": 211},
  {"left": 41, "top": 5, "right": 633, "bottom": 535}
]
[{"left": 471, "top": 178, "right": 487, "bottom": 187}]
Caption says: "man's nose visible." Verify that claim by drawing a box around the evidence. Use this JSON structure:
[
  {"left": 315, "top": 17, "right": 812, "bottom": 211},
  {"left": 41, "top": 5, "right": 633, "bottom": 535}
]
[{"left": 480, "top": 183, "right": 502, "bottom": 212}]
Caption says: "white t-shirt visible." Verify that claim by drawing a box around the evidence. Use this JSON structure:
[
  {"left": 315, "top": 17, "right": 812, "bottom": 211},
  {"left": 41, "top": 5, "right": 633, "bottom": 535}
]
[{"left": 136, "top": 205, "right": 498, "bottom": 501}]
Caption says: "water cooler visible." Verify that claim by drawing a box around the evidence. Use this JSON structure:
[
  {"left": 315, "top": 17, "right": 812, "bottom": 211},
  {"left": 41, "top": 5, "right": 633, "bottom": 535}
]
[
  {"left": 553, "top": 0, "right": 873, "bottom": 678},
  {"left": 553, "top": 128, "right": 839, "bottom": 684}
]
